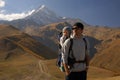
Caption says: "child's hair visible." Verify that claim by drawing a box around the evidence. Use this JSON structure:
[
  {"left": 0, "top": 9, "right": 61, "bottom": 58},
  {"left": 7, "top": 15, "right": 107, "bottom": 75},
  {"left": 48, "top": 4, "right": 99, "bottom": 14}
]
[{"left": 62, "top": 26, "right": 72, "bottom": 35}]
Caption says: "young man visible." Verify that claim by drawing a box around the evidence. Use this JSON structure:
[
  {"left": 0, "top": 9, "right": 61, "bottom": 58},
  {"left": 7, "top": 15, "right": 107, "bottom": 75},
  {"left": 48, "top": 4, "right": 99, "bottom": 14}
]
[{"left": 62, "top": 22, "right": 90, "bottom": 80}]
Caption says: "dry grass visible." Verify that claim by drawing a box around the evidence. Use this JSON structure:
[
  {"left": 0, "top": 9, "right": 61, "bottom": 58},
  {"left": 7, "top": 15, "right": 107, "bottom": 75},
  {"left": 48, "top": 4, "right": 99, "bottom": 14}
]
[
  {"left": 43, "top": 59, "right": 65, "bottom": 80},
  {"left": 91, "top": 39, "right": 120, "bottom": 73},
  {"left": 0, "top": 53, "right": 39, "bottom": 80},
  {"left": 0, "top": 24, "right": 58, "bottom": 80},
  {"left": 0, "top": 24, "right": 120, "bottom": 80},
  {"left": 44, "top": 59, "right": 119, "bottom": 80}
]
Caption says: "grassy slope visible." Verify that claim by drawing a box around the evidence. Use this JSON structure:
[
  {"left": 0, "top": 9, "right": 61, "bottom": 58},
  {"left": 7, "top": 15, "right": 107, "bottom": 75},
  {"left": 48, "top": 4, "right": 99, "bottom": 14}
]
[
  {"left": 0, "top": 24, "right": 57, "bottom": 60},
  {"left": 0, "top": 53, "right": 38, "bottom": 80},
  {"left": 0, "top": 24, "right": 57, "bottom": 80},
  {"left": 90, "top": 39, "right": 120, "bottom": 73},
  {"left": 0, "top": 24, "right": 120, "bottom": 80},
  {"left": 44, "top": 59, "right": 118, "bottom": 80}
]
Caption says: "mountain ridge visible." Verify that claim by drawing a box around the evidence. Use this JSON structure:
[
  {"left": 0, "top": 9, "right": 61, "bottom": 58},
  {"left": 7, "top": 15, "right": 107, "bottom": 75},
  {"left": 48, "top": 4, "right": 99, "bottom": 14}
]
[
  {"left": 0, "top": 5, "right": 86, "bottom": 30},
  {"left": 0, "top": 24, "right": 57, "bottom": 60}
]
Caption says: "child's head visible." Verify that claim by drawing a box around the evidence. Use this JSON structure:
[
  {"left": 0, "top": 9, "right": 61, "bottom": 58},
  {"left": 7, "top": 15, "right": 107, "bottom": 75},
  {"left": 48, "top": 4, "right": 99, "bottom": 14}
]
[{"left": 62, "top": 26, "right": 72, "bottom": 37}]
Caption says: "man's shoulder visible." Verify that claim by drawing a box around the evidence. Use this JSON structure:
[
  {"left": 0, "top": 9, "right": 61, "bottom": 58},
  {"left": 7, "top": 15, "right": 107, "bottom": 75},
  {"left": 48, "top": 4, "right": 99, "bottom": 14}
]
[
  {"left": 82, "top": 35, "right": 87, "bottom": 38},
  {"left": 64, "top": 38, "right": 73, "bottom": 45},
  {"left": 82, "top": 36, "right": 89, "bottom": 41}
]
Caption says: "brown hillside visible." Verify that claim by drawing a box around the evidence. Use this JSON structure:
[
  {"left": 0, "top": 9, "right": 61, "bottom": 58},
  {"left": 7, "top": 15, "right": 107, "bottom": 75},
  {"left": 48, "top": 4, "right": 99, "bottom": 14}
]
[
  {"left": 0, "top": 24, "right": 58, "bottom": 80},
  {"left": 86, "top": 26, "right": 120, "bottom": 74},
  {"left": 84, "top": 26, "right": 120, "bottom": 40},
  {"left": 24, "top": 22, "right": 120, "bottom": 78},
  {"left": 24, "top": 22, "right": 72, "bottom": 52},
  {"left": 0, "top": 24, "right": 57, "bottom": 60},
  {"left": 90, "top": 38, "right": 120, "bottom": 73}
]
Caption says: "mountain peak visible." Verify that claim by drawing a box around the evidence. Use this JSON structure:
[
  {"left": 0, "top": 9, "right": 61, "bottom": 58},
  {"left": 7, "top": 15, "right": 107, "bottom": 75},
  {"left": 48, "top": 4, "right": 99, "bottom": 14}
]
[
  {"left": 25, "top": 5, "right": 62, "bottom": 25},
  {"left": 40, "top": 5, "right": 46, "bottom": 9},
  {"left": 35, "top": 5, "right": 47, "bottom": 12},
  {"left": 38, "top": 5, "right": 46, "bottom": 10}
]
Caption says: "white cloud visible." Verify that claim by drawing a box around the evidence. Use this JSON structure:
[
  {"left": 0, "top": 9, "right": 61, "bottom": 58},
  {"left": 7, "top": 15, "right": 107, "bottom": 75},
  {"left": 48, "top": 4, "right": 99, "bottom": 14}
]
[
  {"left": 0, "top": 9, "right": 35, "bottom": 21},
  {"left": 0, "top": 0, "right": 36, "bottom": 21},
  {"left": 0, "top": 0, "right": 5, "bottom": 8}
]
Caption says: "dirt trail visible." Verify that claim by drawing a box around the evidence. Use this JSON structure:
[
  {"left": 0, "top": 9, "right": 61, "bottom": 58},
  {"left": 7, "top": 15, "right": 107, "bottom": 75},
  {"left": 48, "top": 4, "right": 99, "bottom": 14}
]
[
  {"left": 21, "top": 60, "right": 52, "bottom": 80},
  {"left": 37, "top": 60, "right": 54, "bottom": 80},
  {"left": 38, "top": 60, "right": 49, "bottom": 74}
]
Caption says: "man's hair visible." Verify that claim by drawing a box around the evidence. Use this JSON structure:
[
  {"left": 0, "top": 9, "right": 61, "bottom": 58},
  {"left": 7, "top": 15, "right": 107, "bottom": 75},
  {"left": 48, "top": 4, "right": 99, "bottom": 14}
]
[{"left": 73, "top": 22, "right": 84, "bottom": 30}]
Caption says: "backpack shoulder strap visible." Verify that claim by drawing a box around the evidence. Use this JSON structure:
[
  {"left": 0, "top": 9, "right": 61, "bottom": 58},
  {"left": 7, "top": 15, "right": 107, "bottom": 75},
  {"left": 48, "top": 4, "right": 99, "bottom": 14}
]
[
  {"left": 83, "top": 38, "right": 87, "bottom": 51},
  {"left": 68, "top": 38, "right": 73, "bottom": 55},
  {"left": 83, "top": 37, "right": 88, "bottom": 62}
]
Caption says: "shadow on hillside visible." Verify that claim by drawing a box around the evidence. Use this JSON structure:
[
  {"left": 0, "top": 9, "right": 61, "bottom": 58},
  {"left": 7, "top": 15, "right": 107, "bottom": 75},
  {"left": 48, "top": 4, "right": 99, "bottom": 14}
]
[
  {"left": 5, "top": 35, "right": 57, "bottom": 60},
  {"left": 32, "top": 36, "right": 58, "bottom": 52},
  {"left": 32, "top": 36, "right": 58, "bottom": 59},
  {"left": 86, "top": 36, "right": 101, "bottom": 59}
]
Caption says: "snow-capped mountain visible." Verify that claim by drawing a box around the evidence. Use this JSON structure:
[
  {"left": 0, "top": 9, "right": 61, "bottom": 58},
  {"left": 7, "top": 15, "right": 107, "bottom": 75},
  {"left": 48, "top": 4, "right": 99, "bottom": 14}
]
[
  {"left": 0, "top": 5, "right": 86, "bottom": 30},
  {"left": 0, "top": 5, "right": 63, "bottom": 29},
  {"left": 25, "top": 5, "right": 62, "bottom": 25}
]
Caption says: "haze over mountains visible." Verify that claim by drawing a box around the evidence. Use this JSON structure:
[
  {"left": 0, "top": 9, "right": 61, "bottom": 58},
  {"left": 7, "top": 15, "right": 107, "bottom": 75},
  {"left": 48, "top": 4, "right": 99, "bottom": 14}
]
[{"left": 0, "top": 5, "right": 120, "bottom": 80}]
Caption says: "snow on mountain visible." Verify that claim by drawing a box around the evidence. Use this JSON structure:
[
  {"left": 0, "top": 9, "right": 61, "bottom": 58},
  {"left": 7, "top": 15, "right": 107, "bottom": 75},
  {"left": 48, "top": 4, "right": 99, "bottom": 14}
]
[
  {"left": 25, "top": 5, "right": 62, "bottom": 25},
  {"left": 0, "top": 5, "right": 86, "bottom": 30},
  {"left": 35, "top": 5, "right": 46, "bottom": 12},
  {"left": 0, "top": 5, "right": 63, "bottom": 29}
]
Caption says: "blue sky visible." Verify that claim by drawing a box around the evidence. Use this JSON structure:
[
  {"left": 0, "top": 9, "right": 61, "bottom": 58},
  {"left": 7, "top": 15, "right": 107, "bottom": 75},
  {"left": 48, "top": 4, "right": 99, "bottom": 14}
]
[{"left": 0, "top": 0, "right": 120, "bottom": 27}]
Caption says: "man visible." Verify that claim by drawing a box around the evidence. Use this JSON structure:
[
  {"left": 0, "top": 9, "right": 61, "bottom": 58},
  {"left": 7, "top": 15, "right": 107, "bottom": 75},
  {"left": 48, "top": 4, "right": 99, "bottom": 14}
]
[{"left": 62, "top": 22, "right": 90, "bottom": 80}]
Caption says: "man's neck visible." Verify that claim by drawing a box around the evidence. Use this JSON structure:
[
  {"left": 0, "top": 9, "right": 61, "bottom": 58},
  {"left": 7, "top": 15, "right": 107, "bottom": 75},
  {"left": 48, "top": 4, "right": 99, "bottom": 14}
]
[{"left": 74, "top": 34, "right": 83, "bottom": 38}]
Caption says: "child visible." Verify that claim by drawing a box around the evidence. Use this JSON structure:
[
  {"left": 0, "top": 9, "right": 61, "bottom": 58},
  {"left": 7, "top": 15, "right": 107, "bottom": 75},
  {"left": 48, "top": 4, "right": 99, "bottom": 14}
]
[
  {"left": 59, "top": 26, "right": 72, "bottom": 72},
  {"left": 60, "top": 26, "right": 72, "bottom": 47}
]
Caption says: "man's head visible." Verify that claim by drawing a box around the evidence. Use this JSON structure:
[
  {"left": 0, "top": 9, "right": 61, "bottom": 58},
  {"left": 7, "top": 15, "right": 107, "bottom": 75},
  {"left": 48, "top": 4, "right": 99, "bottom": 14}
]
[
  {"left": 72, "top": 22, "right": 84, "bottom": 37},
  {"left": 72, "top": 22, "right": 84, "bottom": 30}
]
